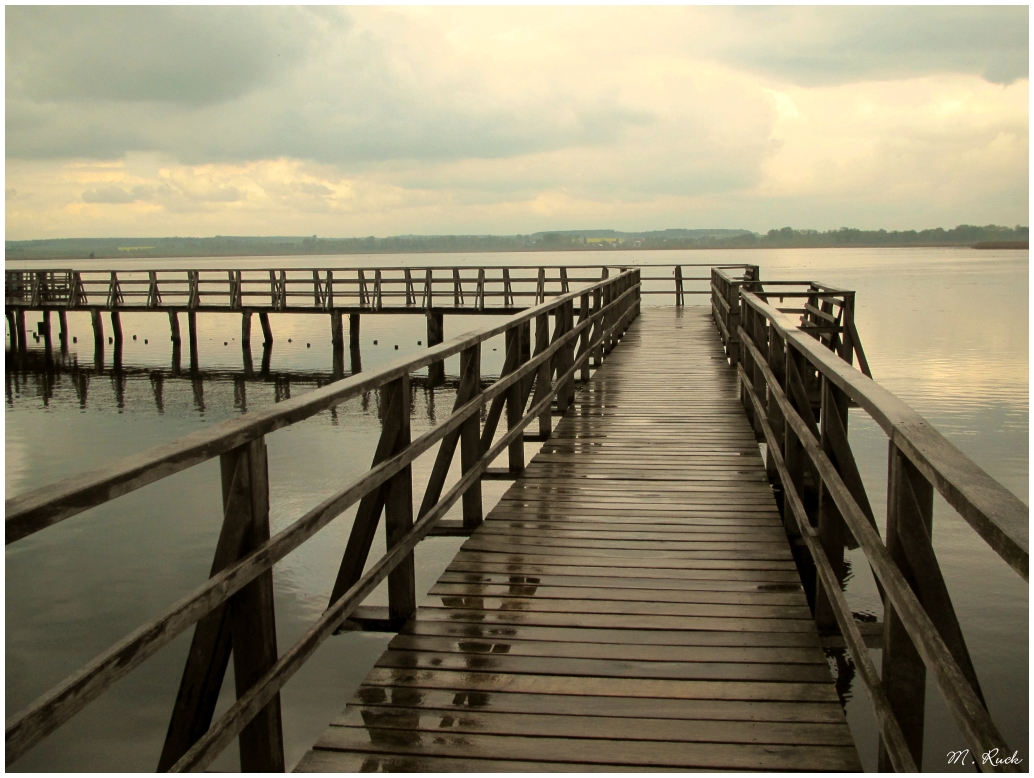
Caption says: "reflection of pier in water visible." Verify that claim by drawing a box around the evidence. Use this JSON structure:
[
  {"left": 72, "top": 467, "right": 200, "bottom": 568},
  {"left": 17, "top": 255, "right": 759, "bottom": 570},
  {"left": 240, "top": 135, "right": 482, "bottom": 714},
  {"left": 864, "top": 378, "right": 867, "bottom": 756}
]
[{"left": 5, "top": 346, "right": 463, "bottom": 426}]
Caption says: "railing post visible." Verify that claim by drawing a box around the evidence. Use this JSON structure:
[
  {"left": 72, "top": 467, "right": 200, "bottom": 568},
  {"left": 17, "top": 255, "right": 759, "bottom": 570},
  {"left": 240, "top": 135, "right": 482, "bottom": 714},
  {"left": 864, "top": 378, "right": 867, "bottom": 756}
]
[
  {"left": 374, "top": 269, "right": 383, "bottom": 311},
  {"left": 813, "top": 376, "right": 850, "bottom": 632},
  {"left": 576, "top": 292, "right": 590, "bottom": 381},
  {"left": 506, "top": 325, "right": 526, "bottom": 474},
  {"left": 533, "top": 311, "right": 551, "bottom": 438},
  {"left": 225, "top": 438, "right": 284, "bottom": 772},
  {"left": 766, "top": 322, "right": 786, "bottom": 506},
  {"left": 358, "top": 270, "right": 368, "bottom": 308},
  {"left": 784, "top": 342, "right": 817, "bottom": 598},
  {"left": 459, "top": 344, "right": 483, "bottom": 530},
  {"left": 404, "top": 268, "right": 414, "bottom": 307},
  {"left": 675, "top": 265, "right": 683, "bottom": 306},
  {"left": 384, "top": 375, "right": 416, "bottom": 621},
  {"left": 879, "top": 443, "right": 934, "bottom": 771},
  {"left": 503, "top": 268, "right": 513, "bottom": 308},
  {"left": 740, "top": 300, "right": 756, "bottom": 430},
  {"left": 158, "top": 437, "right": 284, "bottom": 772}
]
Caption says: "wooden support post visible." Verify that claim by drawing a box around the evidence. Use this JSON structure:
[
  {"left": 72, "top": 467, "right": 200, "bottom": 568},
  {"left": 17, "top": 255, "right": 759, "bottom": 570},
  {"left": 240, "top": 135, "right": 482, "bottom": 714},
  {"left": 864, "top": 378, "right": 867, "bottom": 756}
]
[
  {"left": 330, "top": 311, "right": 344, "bottom": 349},
  {"left": 41, "top": 310, "right": 53, "bottom": 358},
  {"left": 349, "top": 324, "right": 362, "bottom": 376},
  {"left": 384, "top": 375, "right": 416, "bottom": 621},
  {"left": 241, "top": 311, "right": 252, "bottom": 349},
  {"left": 349, "top": 313, "right": 360, "bottom": 349},
  {"left": 169, "top": 311, "right": 181, "bottom": 344},
  {"left": 6, "top": 310, "right": 16, "bottom": 351},
  {"left": 187, "top": 311, "right": 199, "bottom": 372},
  {"left": 675, "top": 265, "right": 684, "bottom": 306},
  {"left": 426, "top": 312, "right": 444, "bottom": 386},
  {"left": 258, "top": 312, "right": 273, "bottom": 346},
  {"left": 878, "top": 443, "right": 934, "bottom": 772},
  {"left": 520, "top": 321, "right": 531, "bottom": 364},
  {"left": 158, "top": 437, "right": 284, "bottom": 773},
  {"left": 506, "top": 326, "right": 526, "bottom": 475},
  {"left": 58, "top": 310, "right": 68, "bottom": 353},
  {"left": 89, "top": 308, "right": 103, "bottom": 357},
  {"left": 459, "top": 344, "right": 483, "bottom": 530},
  {"left": 110, "top": 310, "right": 123, "bottom": 347}
]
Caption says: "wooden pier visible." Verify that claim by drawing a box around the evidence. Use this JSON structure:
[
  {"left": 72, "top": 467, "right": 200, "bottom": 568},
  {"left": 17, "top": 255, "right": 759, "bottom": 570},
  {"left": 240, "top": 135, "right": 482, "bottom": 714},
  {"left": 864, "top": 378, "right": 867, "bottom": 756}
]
[
  {"left": 296, "top": 307, "right": 860, "bottom": 772},
  {"left": 5, "top": 266, "right": 1027, "bottom": 772}
]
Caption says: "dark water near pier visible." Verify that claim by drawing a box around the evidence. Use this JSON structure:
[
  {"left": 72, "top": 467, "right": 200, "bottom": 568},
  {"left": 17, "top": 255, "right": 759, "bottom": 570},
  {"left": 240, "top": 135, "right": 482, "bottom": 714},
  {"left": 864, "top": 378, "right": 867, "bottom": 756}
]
[{"left": 5, "top": 248, "right": 1027, "bottom": 771}]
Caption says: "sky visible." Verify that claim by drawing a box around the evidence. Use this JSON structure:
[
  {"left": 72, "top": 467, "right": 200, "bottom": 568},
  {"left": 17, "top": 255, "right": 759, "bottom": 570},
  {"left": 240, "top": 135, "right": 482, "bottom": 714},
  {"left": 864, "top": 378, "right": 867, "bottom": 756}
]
[{"left": 5, "top": 5, "right": 1029, "bottom": 240}]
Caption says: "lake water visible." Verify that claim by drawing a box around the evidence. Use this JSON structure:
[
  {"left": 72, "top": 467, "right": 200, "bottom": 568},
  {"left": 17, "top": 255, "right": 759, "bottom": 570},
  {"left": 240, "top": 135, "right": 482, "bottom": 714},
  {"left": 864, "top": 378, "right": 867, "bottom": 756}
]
[{"left": 5, "top": 247, "right": 1027, "bottom": 771}]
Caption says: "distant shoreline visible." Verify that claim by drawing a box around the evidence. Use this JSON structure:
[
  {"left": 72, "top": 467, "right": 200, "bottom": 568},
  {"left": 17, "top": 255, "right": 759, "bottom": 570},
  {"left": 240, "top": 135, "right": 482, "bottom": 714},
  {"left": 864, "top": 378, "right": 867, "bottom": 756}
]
[{"left": 4, "top": 241, "right": 1027, "bottom": 262}]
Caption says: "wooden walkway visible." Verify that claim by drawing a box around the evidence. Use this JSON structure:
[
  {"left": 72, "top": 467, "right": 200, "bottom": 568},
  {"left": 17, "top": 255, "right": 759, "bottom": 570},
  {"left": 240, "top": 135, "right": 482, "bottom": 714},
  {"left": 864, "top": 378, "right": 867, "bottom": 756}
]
[{"left": 295, "top": 307, "right": 861, "bottom": 772}]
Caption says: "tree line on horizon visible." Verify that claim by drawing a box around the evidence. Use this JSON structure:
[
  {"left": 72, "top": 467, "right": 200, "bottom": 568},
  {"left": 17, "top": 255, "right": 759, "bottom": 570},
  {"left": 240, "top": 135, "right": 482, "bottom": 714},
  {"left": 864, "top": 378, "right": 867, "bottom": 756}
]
[{"left": 5, "top": 224, "right": 1027, "bottom": 260}]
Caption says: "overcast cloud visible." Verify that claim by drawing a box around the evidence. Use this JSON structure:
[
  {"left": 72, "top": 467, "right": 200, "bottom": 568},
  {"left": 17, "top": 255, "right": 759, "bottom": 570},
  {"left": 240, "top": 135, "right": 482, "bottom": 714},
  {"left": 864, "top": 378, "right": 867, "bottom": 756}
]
[{"left": 5, "top": 6, "right": 1028, "bottom": 238}]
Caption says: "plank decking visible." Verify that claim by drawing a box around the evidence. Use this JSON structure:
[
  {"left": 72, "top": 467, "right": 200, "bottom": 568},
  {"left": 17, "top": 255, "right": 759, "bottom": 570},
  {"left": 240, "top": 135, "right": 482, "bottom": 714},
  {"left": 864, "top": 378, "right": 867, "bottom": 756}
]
[{"left": 295, "top": 307, "right": 861, "bottom": 772}]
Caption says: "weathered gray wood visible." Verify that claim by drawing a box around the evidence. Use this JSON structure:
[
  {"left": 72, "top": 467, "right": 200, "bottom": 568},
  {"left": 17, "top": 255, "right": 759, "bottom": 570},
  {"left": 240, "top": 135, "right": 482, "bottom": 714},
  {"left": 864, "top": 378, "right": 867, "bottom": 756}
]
[
  {"left": 328, "top": 382, "right": 407, "bottom": 607},
  {"left": 223, "top": 439, "right": 285, "bottom": 772},
  {"left": 384, "top": 376, "right": 416, "bottom": 621},
  {"left": 157, "top": 448, "right": 255, "bottom": 771},
  {"left": 294, "top": 306, "right": 858, "bottom": 774},
  {"left": 741, "top": 290, "right": 1027, "bottom": 581},
  {"left": 258, "top": 311, "right": 272, "bottom": 346},
  {"left": 5, "top": 282, "right": 626, "bottom": 543},
  {"left": 459, "top": 345, "right": 483, "bottom": 530},
  {"left": 739, "top": 362, "right": 917, "bottom": 772},
  {"left": 879, "top": 442, "right": 933, "bottom": 770}
]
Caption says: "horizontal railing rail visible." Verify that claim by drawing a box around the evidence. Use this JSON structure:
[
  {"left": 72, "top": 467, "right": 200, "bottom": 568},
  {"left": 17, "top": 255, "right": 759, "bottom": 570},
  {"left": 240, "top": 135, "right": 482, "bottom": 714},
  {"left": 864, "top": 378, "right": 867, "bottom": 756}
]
[
  {"left": 4, "top": 270, "right": 642, "bottom": 770},
  {"left": 5, "top": 264, "right": 748, "bottom": 314},
  {"left": 733, "top": 287, "right": 1027, "bottom": 773}
]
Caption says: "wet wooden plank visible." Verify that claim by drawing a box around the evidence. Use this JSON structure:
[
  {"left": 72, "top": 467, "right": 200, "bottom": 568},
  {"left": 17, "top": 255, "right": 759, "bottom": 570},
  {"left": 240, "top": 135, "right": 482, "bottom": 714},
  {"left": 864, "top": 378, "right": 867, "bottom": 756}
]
[
  {"left": 331, "top": 705, "right": 856, "bottom": 746},
  {"left": 312, "top": 727, "right": 860, "bottom": 771},
  {"left": 296, "top": 308, "right": 859, "bottom": 772}
]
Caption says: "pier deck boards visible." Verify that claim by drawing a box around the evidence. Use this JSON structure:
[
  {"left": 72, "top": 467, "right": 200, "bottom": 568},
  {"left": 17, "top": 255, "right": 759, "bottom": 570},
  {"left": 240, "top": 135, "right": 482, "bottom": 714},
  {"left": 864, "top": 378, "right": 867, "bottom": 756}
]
[{"left": 295, "top": 307, "right": 861, "bottom": 772}]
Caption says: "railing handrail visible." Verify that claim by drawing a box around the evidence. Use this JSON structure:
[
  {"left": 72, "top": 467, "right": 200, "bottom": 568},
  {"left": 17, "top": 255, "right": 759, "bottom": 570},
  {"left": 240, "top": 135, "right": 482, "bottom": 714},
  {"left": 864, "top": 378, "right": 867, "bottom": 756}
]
[
  {"left": 740, "top": 289, "right": 1028, "bottom": 580},
  {"left": 5, "top": 273, "right": 630, "bottom": 544},
  {"left": 6, "top": 262, "right": 753, "bottom": 276}
]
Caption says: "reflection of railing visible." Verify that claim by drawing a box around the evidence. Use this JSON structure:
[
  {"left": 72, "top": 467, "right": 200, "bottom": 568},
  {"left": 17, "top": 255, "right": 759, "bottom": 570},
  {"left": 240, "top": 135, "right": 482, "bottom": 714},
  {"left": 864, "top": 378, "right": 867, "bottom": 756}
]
[
  {"left": 5, "top": 263, "right": 735, "bottom": 313},
  {"left": 732, "top": 287, "right": 1027, "bottom": 772},
  {"left": 4, "top": 270, "right": 641, "bottom": 771}
]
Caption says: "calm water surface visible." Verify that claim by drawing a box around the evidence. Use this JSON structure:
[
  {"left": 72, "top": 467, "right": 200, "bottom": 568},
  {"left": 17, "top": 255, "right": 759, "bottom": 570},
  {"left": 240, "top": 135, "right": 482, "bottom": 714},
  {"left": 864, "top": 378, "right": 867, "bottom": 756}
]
[{"left": 6, "top": 248, "right": 1027, "bottom": 771}]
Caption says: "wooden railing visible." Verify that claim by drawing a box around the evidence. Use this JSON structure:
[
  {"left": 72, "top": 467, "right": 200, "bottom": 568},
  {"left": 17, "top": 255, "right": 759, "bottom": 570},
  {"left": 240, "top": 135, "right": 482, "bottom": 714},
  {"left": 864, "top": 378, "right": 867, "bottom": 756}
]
[
  {"left": 731, "top": 282, "right": 1027, "bottom": 772},
  {"left": 710, "top": 266, "right": 871, "bottom": 376},
  {"left": 5, "top": 263, "right": 736, "bottom": 314},
  {"left": 4, "top": 270, "right": 642, "bottom": 771}
]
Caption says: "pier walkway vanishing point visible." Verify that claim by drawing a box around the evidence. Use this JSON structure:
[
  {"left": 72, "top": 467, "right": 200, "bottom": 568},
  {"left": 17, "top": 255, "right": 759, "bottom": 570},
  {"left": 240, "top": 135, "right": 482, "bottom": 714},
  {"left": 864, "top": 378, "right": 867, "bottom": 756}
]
[
  {"left": 296, "top": 306, "right": 861, "bottom": 772},
  {"left": 5, "top": 267, "right": 1027, "bottom": 772}
]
